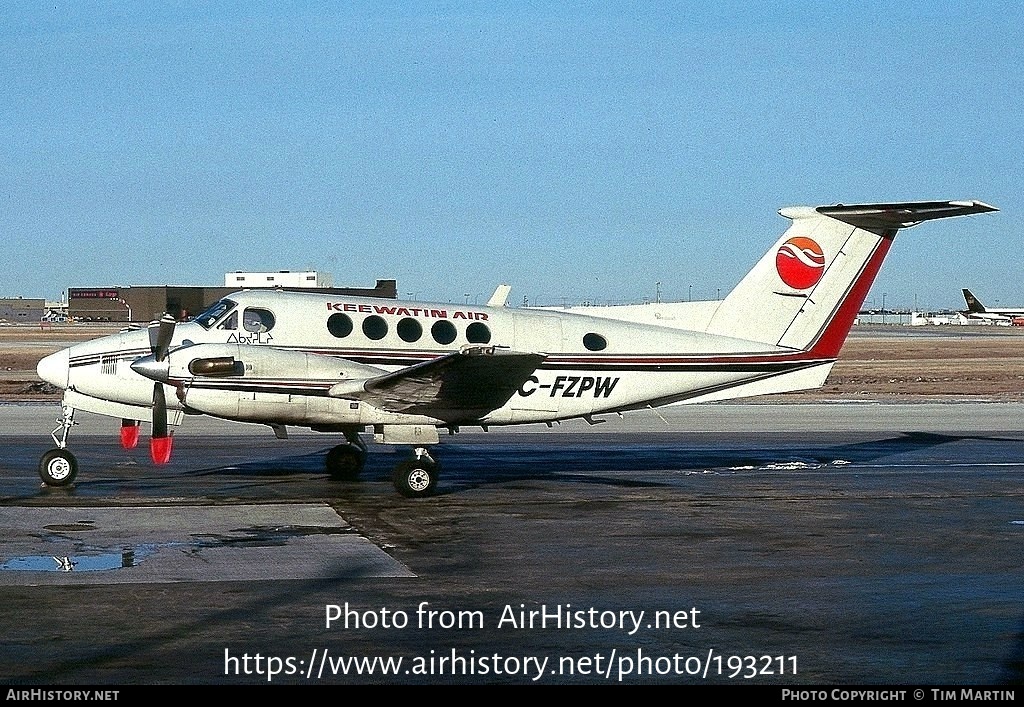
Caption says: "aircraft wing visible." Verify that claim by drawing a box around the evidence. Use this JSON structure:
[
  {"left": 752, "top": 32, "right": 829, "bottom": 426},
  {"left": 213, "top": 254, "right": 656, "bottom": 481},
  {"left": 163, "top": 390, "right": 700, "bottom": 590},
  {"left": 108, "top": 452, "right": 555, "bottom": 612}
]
[{"left": 328, "top": 346, "right": 546, "bottom": 421}]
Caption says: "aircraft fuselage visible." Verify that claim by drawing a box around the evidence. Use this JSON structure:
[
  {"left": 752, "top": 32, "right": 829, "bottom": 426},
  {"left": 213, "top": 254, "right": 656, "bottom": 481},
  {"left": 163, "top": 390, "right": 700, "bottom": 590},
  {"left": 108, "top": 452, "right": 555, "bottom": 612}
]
[{"left": 42, "top": 289, "right": 828, "bottom": 430}]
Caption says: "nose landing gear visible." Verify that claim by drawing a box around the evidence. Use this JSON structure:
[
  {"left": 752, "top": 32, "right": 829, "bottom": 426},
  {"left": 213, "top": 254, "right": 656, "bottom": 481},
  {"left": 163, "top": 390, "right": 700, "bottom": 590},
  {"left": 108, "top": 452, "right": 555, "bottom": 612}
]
[
  {"left": 39, "top": 406, "right": 78, "bottom": 486},
  {"left": 39, "top": 449, "right": 78, "bottom": 486}
]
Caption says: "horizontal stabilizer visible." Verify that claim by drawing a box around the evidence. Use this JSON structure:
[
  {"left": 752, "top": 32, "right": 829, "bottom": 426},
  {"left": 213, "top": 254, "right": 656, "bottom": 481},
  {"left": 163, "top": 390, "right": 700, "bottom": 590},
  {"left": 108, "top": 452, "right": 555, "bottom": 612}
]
[
  {"left": 816, "top": 200, "right": 997, "bottom": 231},
  {"left": 330, "top": 346, "right": 545, "bottom": 422}
]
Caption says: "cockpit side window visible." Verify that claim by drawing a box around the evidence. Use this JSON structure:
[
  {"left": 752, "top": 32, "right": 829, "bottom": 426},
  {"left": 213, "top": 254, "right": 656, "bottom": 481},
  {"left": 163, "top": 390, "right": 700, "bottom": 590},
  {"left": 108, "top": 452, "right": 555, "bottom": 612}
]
[
  {"left": 243, "top": 308, "right": 276, "bottom": 333},
  {"left": 195, "top": 299, "right": 237, "bottom": 329},
  {"left": 217, "top": 311, "right": 238, "bottom": 330}
]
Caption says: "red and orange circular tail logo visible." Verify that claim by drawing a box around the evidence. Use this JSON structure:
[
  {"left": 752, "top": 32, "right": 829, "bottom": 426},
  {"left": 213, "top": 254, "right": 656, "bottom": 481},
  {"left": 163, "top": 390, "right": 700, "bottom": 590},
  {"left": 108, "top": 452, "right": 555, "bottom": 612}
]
[{"left": 776, "top": 237, "right": 825, "bottom": 289}]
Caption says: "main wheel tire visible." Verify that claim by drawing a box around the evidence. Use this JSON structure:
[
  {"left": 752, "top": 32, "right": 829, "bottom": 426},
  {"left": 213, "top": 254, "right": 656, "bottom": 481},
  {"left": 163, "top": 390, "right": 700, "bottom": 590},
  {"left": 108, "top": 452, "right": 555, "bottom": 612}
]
[
  {"left": 39, "top": 449, "right": 78, "bottom": 486},
  {"left": 392, "top": 459, "right": 438, "bottom": 498},
  {"left": 325, "top": 444, "right": 365, "bottom": 481}
]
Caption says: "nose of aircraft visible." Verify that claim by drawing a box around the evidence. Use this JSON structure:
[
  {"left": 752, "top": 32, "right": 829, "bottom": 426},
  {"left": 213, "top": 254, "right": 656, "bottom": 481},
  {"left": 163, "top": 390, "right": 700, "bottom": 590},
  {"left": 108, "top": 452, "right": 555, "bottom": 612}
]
[{"left": 37, "top": 348, "right": 70, "bottom": 389}]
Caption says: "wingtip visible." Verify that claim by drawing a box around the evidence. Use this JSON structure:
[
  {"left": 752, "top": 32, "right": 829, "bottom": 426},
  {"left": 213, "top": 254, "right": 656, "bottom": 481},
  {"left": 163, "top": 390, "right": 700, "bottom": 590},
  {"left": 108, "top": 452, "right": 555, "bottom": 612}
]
[{"left": 950, "top": 199, "right": 998, "bottom": 212}]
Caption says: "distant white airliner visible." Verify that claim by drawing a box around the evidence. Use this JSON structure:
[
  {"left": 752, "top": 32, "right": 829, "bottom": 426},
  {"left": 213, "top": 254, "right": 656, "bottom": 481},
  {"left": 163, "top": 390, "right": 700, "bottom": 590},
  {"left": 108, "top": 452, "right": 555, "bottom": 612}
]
[
  {"left": 962, "top": 289, "right": 1024, "bottom": 323},
  {"left": 36, "top": 200, "right": 996, "bottom": 497}
]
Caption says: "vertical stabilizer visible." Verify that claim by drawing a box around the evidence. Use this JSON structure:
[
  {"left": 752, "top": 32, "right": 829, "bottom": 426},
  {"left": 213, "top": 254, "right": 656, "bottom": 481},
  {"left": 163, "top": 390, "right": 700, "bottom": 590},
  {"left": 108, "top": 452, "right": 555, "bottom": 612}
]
[
  {"left": 705, "top": 201, "right": 996, "bottom": 357},
  {"left": 962, "top": 288, "right": 986, "bottom": 313}
]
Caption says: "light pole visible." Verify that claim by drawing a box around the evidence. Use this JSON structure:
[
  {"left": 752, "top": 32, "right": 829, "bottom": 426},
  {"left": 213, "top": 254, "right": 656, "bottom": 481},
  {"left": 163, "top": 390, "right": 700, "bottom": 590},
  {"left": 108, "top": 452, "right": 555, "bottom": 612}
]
[{"left": 116, "top": 298, "right": 132, "bottom": 323}]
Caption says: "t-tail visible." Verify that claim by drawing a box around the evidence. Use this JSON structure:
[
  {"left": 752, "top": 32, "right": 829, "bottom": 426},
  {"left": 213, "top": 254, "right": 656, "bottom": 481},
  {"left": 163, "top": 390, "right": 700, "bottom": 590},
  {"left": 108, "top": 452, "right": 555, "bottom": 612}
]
[{"left": 704, "top": 201, "right": 997, "bottom": 357}]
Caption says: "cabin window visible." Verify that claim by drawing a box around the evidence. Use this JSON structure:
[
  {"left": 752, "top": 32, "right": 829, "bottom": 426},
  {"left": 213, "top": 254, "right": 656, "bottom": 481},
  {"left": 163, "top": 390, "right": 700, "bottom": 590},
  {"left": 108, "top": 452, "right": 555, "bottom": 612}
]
[
  {"left": 243, "top": 308, "right": 275, "bottom": 333},
  {"left": 397, "top": 317, "right": 422, "bottom": 343},
  {"left": 583, "top": 333, "right": 607, "bottom": 351},
  {"left": 466, "top": 322, "right": 491, "bottom": 344},
  {"left": 327, "top": 313, "right": 353, "bottom": 338},
  {"left": 431, "top": 320, "right": 457, "bottom": 345},
  {"left": 362, "top": 315, "right": 388, "bottom": 340}
]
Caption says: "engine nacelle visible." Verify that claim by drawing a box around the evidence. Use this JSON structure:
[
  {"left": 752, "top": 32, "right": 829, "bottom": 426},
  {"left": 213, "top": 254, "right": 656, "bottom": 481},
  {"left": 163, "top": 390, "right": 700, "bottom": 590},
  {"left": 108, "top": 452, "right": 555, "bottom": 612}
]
[{"left": 169, "top": 344, "right": 439, "bottom": 427}]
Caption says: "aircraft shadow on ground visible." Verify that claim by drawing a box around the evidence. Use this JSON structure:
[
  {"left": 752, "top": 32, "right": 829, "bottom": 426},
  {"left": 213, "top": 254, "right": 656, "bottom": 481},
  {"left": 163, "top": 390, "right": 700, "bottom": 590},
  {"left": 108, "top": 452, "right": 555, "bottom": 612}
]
[{"left": 178, "top": 430, "right": 1022, "bottom": 494}]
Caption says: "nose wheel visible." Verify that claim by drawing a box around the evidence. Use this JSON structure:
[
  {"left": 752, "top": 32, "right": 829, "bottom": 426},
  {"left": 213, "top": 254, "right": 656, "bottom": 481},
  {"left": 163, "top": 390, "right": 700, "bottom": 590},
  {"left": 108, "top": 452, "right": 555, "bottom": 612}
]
[
  {"left": 39, "top": 406, "right": 78, "bottom": 486},
  {"left": 392, "top": 449, "right": 439, "bottom": 498},
  {"left": 39, "top": 449, "right": 78, "bottom": 486}
]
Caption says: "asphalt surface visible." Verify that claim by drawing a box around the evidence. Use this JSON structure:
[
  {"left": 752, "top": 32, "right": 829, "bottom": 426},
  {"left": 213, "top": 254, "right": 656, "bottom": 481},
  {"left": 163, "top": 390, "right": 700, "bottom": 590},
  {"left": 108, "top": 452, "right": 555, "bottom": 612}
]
[{"left": 0, "top": 403, "right": 1022, "bottom": 685}]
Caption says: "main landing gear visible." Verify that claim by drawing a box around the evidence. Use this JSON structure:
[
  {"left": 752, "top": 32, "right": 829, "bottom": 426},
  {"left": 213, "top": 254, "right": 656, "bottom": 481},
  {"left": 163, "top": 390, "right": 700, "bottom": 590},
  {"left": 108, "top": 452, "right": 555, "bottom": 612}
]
[
  {"left": 326, "top": 442, "right": 439, "bottom": 498},
  {"left": 39, "top": 406, "right": 78, "bottom": 486},
  {"left": 325, "top": 429, "right": 367, "bottom": 481},
  {"left": 392, "top": 448, "right": 439, "bottom": 499},
  {"left": 325, "top": 431, "right": 440, "bottom": 498}
]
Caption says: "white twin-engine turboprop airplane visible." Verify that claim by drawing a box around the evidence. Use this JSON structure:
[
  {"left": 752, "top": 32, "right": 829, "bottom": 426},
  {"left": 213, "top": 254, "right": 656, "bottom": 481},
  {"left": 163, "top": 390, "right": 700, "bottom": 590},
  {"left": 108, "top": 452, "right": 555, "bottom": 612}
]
[{"left": 36, "top": 200, "right": 995, "bottom": 497}]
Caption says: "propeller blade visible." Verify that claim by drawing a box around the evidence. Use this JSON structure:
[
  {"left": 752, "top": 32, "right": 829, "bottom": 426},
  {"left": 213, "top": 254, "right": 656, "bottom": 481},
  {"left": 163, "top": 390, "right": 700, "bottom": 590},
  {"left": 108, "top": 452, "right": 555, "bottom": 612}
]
[
  {"left": 120, "top": 419, "right": 140, "bottom": 450},
  {"left": 150, "top": 436, "right": 173, "bottom": 465},
  {"left": 153, "top": 383, "right": 167, "bottom": 438},
  {"left": 148, "top": 313, "right": 177, "bottom": 362},
  {"left": 150, "top": 382, "right": 172, "bottom": 464}
]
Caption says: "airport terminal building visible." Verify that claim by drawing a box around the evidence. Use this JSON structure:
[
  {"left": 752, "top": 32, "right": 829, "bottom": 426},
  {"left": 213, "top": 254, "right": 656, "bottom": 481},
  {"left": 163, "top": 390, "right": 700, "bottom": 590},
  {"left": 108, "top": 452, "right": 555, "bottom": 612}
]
[{"left": 68, "top": 274, "right": 397, "bottom": 323}]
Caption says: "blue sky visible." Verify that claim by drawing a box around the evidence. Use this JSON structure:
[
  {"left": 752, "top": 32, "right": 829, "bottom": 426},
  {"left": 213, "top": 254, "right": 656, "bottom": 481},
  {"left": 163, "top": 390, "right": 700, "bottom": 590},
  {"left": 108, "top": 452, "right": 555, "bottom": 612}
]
[{"left": 1, "top": 1, "right": 1020, "bottom": 310}]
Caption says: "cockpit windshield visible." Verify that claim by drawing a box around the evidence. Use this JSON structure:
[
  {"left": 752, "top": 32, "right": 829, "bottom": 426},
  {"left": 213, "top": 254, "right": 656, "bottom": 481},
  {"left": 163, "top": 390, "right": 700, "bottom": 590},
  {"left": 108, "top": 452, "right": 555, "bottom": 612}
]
[{"left": 194, "top": 299, "right": 237, "bottom": 329}]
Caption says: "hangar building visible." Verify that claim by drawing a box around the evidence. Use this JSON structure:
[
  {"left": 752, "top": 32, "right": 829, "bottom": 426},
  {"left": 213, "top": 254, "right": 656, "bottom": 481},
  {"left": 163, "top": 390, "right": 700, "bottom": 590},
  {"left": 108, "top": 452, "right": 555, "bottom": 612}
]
[
  {"left": 0, "top": 298, "right": 45, "bottom": 323},
  {"left": 68, "top": 275, "right": 397, "bottom": 323}
]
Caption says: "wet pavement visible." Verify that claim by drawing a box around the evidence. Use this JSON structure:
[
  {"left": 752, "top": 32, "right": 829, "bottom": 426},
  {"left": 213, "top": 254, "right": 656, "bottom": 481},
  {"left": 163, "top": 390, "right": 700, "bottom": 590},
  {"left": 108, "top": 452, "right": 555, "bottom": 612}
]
[{"left": 0, "top": 403, "right": 1022, "bottom": 684}]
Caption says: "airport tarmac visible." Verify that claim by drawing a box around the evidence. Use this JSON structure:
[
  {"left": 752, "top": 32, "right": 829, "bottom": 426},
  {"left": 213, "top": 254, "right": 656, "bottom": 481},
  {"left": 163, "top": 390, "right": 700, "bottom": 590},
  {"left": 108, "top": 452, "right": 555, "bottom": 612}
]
[{"left": 0, "top": 402, "right": 1022, "bottom": 685}]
